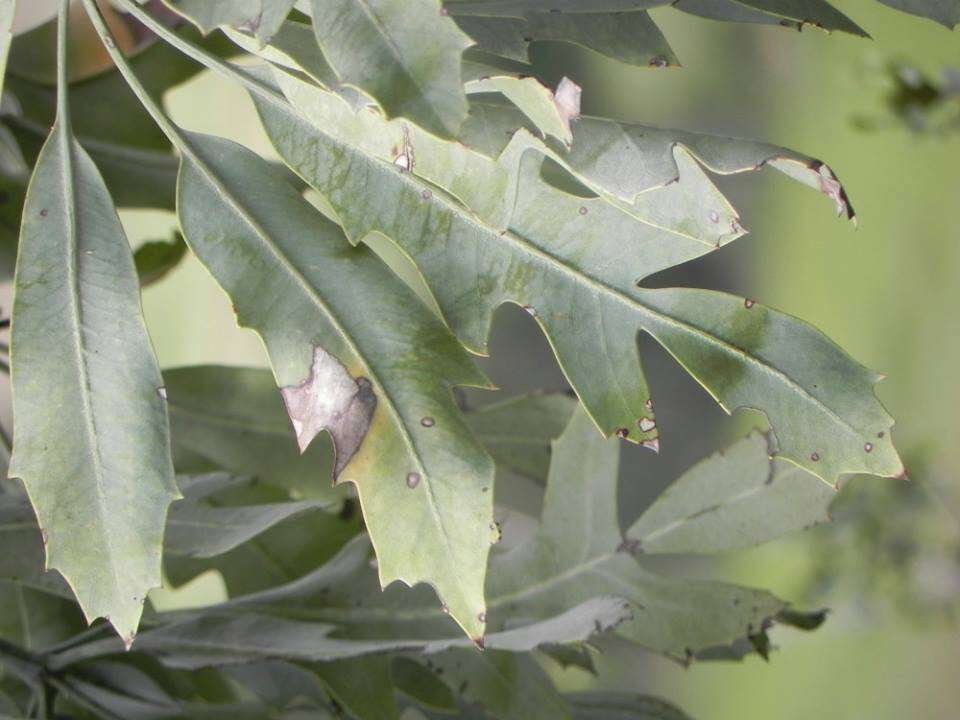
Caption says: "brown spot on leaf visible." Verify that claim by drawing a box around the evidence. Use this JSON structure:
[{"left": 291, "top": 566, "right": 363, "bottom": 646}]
[
  {"left": 406, "top": 472, "right": 421, "bottom": 489},
  {"left": 421, "top": 416, "right": 435, "bottom": 427},
  {"left": 281, "top": 346, "right": 377, "bottom": 479}
]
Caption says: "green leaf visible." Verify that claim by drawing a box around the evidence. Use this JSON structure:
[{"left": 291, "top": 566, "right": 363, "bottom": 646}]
[
  {"left": 626, "top": 432, "right": 836, "bottom": 554},
  {"left": 174, "top": 131, "right": 494, "bottom": 640},
  {"left": 163, "top": 366, "right": 341, "bottom": 500},
  {"left": 0, "top": 0, "right": 13, "bottom": 98},
  {"left": 5, "top": 26, "right": 233, "bottom": 210},
  {"left": 873, "top": 0, "right": 959, "bottom": 26},
  {"left": 566, "top": 691, "right": 693, "bottom": 720},
  {"left": 443, "top": 0, "right": 868, "bottom": 39},
  {"left": 465, "top": 393, "right": 576, "bottom": 482},
  {"left": 0, "top": 579, "right": 86, "bottom": 651},
  {"left": 163, "top": 0, "right": 297, "bottom": 43},
  {"left": 224, "top": 18, "right": 340, "bottom": 88},
  {"left": 314, "top": 656, "right": 398, "bottom": 720},
  {"left": 8, "top": 8, "right": 177, "bottom": 643},
  {"left": 453, "top": 8, "right": 679, "bottom": 68},
  {"left": 0, "top": 123, "right": 29, "bottom": 279},
  {"left": 391, "top": 657, "right": 457, "bottom": 714},
  {"left": 257, "top": 69, "right": 903, "bottom": 484},
  {"left": 164, "top": 498, "right": 361, "bottom": 596},
  {"left": 50, "top": 596, "right": 629, "bottom": 669},
  {"left": 431, "top": 650, "right": 571, "bottom": 720},
  {"left": 483, "top": 408, "right": 787, "bottom": 660},
  {"left": 165, "top": 474, "right": 332, "bottom": 558},
  {"left": 560, "top": 114, "right": 856, "bottom": 220},
  {"left": 134, "top": 233, "right": 187, "bottom": 287},
  {"left": 309, "top": 0, "right": 473, "bottom": 137},
  {"left": 464, "top": 73, "right": 580, "bottom": 147}
]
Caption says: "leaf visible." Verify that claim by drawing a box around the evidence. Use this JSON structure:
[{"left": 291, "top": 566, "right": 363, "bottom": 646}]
[
  {"left": 0, "top": 485, "right": 47, "bottom": 584},
  {"left": 483, "top": 408, "right": 787, "bottom": 660},
  {"left": 873, "top": 0, "right": 960, "bottom": 25},
  {"left": 560, "top": 114, "right": 857, "bottom": 220},
  {"left": 391, "top": 657, "right": 457, "bottom": 714},
  {"left": 0, "top": 0, "right": 13, "bottom": 98},
  {"left": 314, "top": 656, "right": 398, "bottom": 720},
  {"left": 626, "top": 432, "right": 836, "bottom": 554},
  {"left": 165, "top": 474, "right": 332, "bottom": 559},
  {"left": 309, "top": 0, "right": 473, "bottom": 137},
  {"left": 0, "top": 580, "right": 86, "bottom": 650},
  {"left": 163, "top": 366, "right": 341, "bottom": 499},
  {"left": 50, "top": 596, "right": 629, "bottom": 669},
  {"left": 163, "top": 0, "right": 298, "bottom": 44},
  {"left": 450, "top": 7, "right": 679, "bottom": 68},
  {"left": 0, "top": 123, "right": 29, "bottom": 279},
  {"left": 464, "top": 73, "right": 580, "bottom": 147},
  {"left": 134, "top": 233, "right": 187, "bottom": 287},
  {"left": 173, "top": 131, "right": 494, "bottom": 640},
  {"left": 566, "top": 691, "right": 693, "bottom": 720},
  {"left": 257, "top": 68, "right": 903, "bottom": 485},
  {"left": 443, "top": 0, "right": 868, "bottom": 39},
  {"left": 224, "top": 18, "right": 340, "bottom": 88},
  {"left": 465, "top": 393, "right": 576, "bottom": 482},
  {"left": 431, "top": 650, "right": 572, "bottom": 720},
  {"left": 5, "top": 26, "right": 237, "bottom": 211},
  {"left": 8, "top": 10, "right": 177, "bottom": 643},
  {"left": 164, "top": 499, "right": 361, "bottom": 596}
]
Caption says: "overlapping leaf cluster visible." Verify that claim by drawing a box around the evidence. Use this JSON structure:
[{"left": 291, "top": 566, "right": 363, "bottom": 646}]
[{"left": 0, "top": 0, "right": 944, "bottom": 717}]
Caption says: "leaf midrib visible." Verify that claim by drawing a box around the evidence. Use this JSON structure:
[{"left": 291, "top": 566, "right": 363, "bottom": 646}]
[
  {"left": 177, "top": 139, "right": 463, "bottom": 590},
  {"left": 56, "top": 123, "right": 126, "bottom": 603}
]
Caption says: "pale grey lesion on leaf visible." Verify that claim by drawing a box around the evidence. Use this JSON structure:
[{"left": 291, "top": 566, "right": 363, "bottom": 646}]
[{"left": 280, "top": 345, "right": 376, "bottom": 478}]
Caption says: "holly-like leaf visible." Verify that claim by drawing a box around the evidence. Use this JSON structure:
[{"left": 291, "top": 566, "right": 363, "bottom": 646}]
[
  {"left": 8, "top": 8, "right": 177, "bottom": 643},
  {"left": 256, "top": 67, "right": 903, "bottom": 484},
  {"left": 171, "top": 130, "right": 495, "bottom": 641},
  {"left": 627, "top": 432, "right": 837, "bottom": 554},
  {"left": 309, "top": 0, "right": 473, "bottom": 137}
]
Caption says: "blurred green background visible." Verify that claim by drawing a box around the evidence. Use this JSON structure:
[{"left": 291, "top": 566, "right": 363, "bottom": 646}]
[{"left": 85, "top": 1, "right": 960, "bottom": 717}]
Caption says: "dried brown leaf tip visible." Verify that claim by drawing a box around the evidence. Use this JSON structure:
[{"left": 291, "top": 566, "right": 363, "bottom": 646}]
[{"left": 281, "top": 346, "right": 377, "bottom": 478}]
